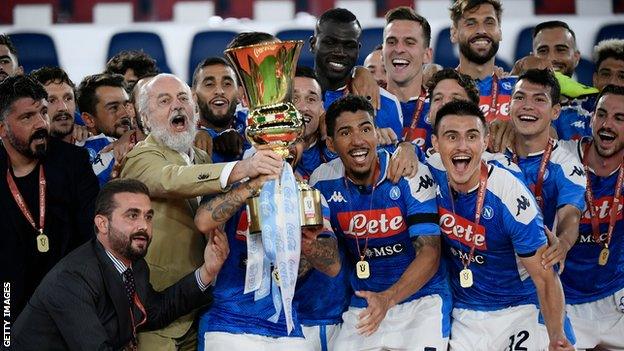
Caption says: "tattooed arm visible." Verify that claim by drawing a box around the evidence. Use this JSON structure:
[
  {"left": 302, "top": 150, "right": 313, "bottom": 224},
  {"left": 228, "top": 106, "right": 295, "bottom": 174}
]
[
  {"left": 194, "top": 175, "right": 271, "bottom": 234},
  {"left": 300, "top": 226, "right": 341, "bottom": 277}
]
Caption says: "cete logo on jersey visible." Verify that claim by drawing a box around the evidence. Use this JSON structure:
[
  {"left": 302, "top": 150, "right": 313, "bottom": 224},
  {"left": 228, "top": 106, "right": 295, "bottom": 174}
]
[
  {"left": 580, "top": 196, "right": 624, "bottom": 224},
  {"left": 338, "top": 207, "right": 406, "bottom": 238},
  {"left": 439, "top": 208, "right": 488, "bottom": 250},
  {"left": 479, "top": 95, "right": 511, "bottom": 123}
]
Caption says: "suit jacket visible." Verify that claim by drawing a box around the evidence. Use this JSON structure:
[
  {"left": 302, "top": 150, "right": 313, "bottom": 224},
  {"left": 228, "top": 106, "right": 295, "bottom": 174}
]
[
  {"left": 119, "top": 134, "right": 226, "bottom": 338},
  {"left": 0, "top": 138, "right": 99, "bottom": 322},
  {"left": 13, "top": 238, "right": 211, "bottom": 350}
]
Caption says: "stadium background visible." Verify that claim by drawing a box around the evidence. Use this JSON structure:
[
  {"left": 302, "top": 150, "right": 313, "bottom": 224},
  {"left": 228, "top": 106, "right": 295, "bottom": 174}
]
[{"left": 0, "top": 0, "right": 623, "bottom": 86}]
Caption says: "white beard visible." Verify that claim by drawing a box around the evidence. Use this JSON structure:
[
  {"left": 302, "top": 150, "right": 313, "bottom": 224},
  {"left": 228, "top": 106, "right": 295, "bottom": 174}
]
[{"left": 147, "top": 114, "right": 198, "bottom": 153}]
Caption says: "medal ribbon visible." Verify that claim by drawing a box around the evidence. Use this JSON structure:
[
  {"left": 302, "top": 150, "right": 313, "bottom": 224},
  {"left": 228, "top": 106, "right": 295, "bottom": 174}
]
[
  {"left": 582, "top": 141, "right": 624, "bottom": 250},
  {"left": 402, "top": 87, "right": 427, "bottom": 143},
  {"left": 512, "top": 138, "right": 555, "bottom": 209},
  {"left": 6, "top": 163, "right": 46, "bottom": 237},
  {"left": 345, "top": 162, "right": 379, "bottom": 262},
  {"left": 487, "top": 74, "right": 499, "bottom": 121}
]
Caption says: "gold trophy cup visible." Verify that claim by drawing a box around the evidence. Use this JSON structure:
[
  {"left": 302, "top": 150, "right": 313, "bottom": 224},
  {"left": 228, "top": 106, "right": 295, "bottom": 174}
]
[{"left": 224, "top": 40, "right": 323, "bottom": 234}]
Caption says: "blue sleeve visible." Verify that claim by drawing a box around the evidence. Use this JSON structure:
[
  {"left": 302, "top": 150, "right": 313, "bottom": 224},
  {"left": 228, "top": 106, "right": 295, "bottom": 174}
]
[
  {"left": 375, "top": 98, "right": 403, "bottom": 139},
  {"left": 501, "top": 184, "right": 548, "bottom": 255},
  {"left": 554, "top": 162, "right": 587, "bottom": 212},
  {"left": 318, "top": 193, "right": 336, "bottom": 239},
  {"left": 404, "top": 165, "right": 440, "bottom": 238}
]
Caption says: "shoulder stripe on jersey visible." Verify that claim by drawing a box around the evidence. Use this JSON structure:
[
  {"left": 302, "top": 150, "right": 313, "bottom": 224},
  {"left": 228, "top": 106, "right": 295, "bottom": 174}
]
[
  {"left": 517, "top": 250, "right": 537, "bottom": 258},
  {"left": 309, "top": 158, "right": 344, "bottom": 186},
  {"left": 408, "top": 213, "right": 439, "bottom": 225},
  {"left": 550, "top": 141, "right": 586, "bottom": 187},
  {"left": 487, "top": 165, "right": 539, "bottom": 225},
  {"left": 379, "top": 87, "right": 404, "bottom": 123}
]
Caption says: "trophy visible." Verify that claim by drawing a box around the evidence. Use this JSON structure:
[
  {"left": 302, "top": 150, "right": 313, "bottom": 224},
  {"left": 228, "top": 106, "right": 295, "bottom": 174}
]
[{"left": 224, "top": 40, "right": 323, "bottom": 233}]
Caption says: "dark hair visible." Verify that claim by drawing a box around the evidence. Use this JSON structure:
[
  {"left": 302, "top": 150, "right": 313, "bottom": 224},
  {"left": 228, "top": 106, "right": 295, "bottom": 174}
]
[
  {"left": 0, "top": 75, "right": 47, "bottom": 121},
  {"left": 593, "top": 39, "right": 624, "bottom": 70},
  {"left": 295, "top": 66, "right": 317, "bottom": 80},
  {"left": 94, "top": 178, "right": 150, "bottom": 232},
  {"left": 373, "top": 44, "right": 383, "bottom": 51},
  {"left": 192, "top": 56, "right": 234, "bottom": 88},
  {"left": 77, "top": 73, "right": 126, "bottom": 115},
  {"left": 533, "top": 20, "right": 576, "bottom": 42},
  {"left": 105, "top": 50, "right": 158, "bottom": 80},
  {"left": 426, "top": 68, "right": 480, "bottom": 105},
  {"left": 318, "top": 8, "right": 360, "bottom": 28},
  {"left": 227, "top": 32, "right": 276, "bottom": 49},
  {"left": 596, "top": 84, "right": 624, "bottom": 104},
  {"left": 30, "top": 66, "right": 75, "bottom": 88},
  {"left": 325, "top": 94, "right": 375, "bottom": 137},
  {"left": 449, "top": 0, "right": 502, "bottom": 24},
  {"left": 0, "top": 34, "right": 18, "bottom": 57},
  {"left": 385, "top": 6, "right": 432, "bottom": 47},
  {"left": 517, "top": 68, "right": 561, "bottom": 105},
  {"left": 434, "top": 100, "right": 486, "bottom": 135}
]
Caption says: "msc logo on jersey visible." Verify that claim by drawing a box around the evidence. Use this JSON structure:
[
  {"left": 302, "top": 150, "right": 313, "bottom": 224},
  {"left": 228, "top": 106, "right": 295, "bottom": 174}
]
[
  {"left": 338, "top": 207, "right": 406, "bottom": 238},
  {"left": 389, "top": 186, "right": 401, "bottom": 200},
  {"left": 328, "top": 191, "right": 347, "bottom": 203}
]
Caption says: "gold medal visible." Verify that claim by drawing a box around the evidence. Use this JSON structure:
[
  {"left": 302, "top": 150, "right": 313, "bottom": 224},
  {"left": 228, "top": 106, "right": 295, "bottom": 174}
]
[
  {"left": 272, "top": 269, "right": 281, "bottom": 286},
  {"left": 598, "top": 247, "right": 610, "bottom": 266},
  {"left": 36, "top": 231, "right": 49, "bottom": 253},
  {"left": 459, "top": 268, "right": 473, "bottom": 288},
  {"left": 356, "top": 260, "right": 370, "bottom": 279}
]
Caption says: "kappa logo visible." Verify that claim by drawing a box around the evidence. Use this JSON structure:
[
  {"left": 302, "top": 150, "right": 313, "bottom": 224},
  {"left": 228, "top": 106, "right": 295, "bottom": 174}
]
[
  {"left": 571, "top": 120, "right": 586, "bottom": 129},
  {"left": 417, "top": 174, "right": 434, "bottom": 192},
  {"left": 516, "top": 195, "right": 531, "bottom": 216},
  {"left": 569, "top": 166, "right": 585, "bottom": 177},
  {"left": 328, "top": 191, "right": 347, "bottom": 203}
]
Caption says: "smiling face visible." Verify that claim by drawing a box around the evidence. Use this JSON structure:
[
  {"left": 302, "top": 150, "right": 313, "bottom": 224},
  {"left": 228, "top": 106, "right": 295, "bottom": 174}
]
[
  {"left": 510, "top": 79, "right": 560, "bottom": 139},
  {"left": 452, "top": 3, "right": 502, "bottom": 65},
  {"left": 591, "top": 93, "right": 624, "bottom": 158},
  {"left": 429, "top": 79, "right": 472, "bottom": 125},
  {"left": 432, "top": 114, "right": 488, "bottom": 192},
  {"left": 383, "top": 19, "right": 432, "bottom": 87},
  {"left": 312, "top": 19, "right": 361, "bottom": 86},
  {"left": 533, "top": 27, "right": 579, "bottom": 77},
  {"left": 293, "top": 76, "right": 324, "bottom": 139},
  {"left": 327, "top": 109, "right": 378, "bottom": 184},
  {"left": 45, "top": 81, "right": 76, "bottom": 139},
  {"left": 193, "top": 63, "right": 239, "bottom": 129},
  {"left": 1, "top": 97, "right": 49, "bottom": 159}
]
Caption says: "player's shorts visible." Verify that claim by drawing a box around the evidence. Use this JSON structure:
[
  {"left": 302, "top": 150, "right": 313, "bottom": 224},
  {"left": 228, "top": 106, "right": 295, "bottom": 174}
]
[
  {"left": 202, "top": 331, "right": 314, "bottom": 351},
  {"left": 302, "top": 323, "right": 341, "bottom": 351},
  {"left": 449, "top": 304, "right": 551, "bottom": 351},
  {"left": 566, "top": 286, "right": 624, "bottom": 350},
  {"left": 333, "top": 294, "right": 449, "bottom": 351}
]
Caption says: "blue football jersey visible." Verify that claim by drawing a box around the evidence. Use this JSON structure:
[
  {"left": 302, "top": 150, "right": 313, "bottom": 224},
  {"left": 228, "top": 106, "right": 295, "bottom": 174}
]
[
  {"left": 553, "top": 100, "right": 593, "bottom": 141},
  {"left": 199, "top": 107, "right": 250, "bottom": 163},
  {"left": 475, "top": 75, "right": 517, "bottom": 123},
  {"left": 324, "top": 87, "right": 404, "bottom": 140},
  {"left": 505, "top": 141, "right": 586, "bottom": 230},
  {"left": 75, "top": 133, "right": 114, "bottom": 186},
  {"left": 400, "top": 97, "right": 433, "bottom": 151},
  {"left": 427, "top": 158, "right": 548, "bottom": 311},
  {"left": 297, "top": 141, "right": 325, "bottom": 180},
  {"left": 558, "top": 139, "right": 624, "bottom": 304},
  {"left": 310, "top": 149, "right": 450, "bottom": 309}
]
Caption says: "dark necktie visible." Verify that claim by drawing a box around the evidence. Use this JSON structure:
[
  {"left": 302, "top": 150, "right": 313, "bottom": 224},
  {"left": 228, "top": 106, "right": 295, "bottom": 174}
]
[{"left": 122, "top": 268, "right": 136, "bottom": 306}]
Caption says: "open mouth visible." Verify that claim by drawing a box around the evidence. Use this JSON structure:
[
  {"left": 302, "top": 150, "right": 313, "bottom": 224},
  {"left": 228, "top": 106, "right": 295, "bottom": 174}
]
[
  {"left": 349, "top": 148, "right": 369, "bottom": 164},
  {"left": 392, "top": 58, "right": 410, "bottom": 69},
  {"left": 327, "top": 59, "right": 348, "bottom": 72},
  {"left": 171, "top": 115, "right": 187, "bottom": 131},
  {"left": 117, "top": 117, "right": 132, "bottom": 129},
  {"left": 598, "top": 130, "right": 616, "bottom": 142},
  {"left": 302, "top": 113, "right": 312, "bottom": 125},
  {"left": 451, "top": 155, "right": 471, "bottom": 172},
  {"left": 470, "top": 36, "right": 492, "bottom": 49},
  {"left": 53, "top": 113, "right": 72, "bottom": 122},
  {"left": 518, "top": 114, "right": 538, "bottom": 122},
  {"left": 210, "top": 97, "right": 228, "bottom": 108}
]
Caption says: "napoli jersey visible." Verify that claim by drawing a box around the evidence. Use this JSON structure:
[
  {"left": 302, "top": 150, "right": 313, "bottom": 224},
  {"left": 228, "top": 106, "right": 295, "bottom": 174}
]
[
  {"left": 310, "top": 149, "right": 449, "bottom": 308},
  {"left": 558, "top": 139, "right": 624, "bottom": 304},
  {"left": 200, "top": 108, "right": 250, "bottom": 163},
  {"left": 553, "top": 100, "right": 593, "bottom": 140},
  {"left": 400, "top": 97, "right": 433, "bottom": 151},
  {"left": 475, "top": 74, "right": 517, "bottom": 123},
  {"left": 505, "top": 141, "right": 586, "bottom": 229},
  {"left": 428, "top": 158, "right": 548, "bottom": 311},
  {"left": 297, "top": 142, "right": 325, "bottom": 180},
  {"left": 75, "top": 133, "right": 114, "bottom": 186},
  {"left": 324, "top": 87, "right": 404, "bottom": 139}
]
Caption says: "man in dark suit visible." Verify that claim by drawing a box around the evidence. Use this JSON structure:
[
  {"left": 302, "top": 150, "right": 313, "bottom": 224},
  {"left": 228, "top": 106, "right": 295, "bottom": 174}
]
[
  {"left": 13, "top": 178, "right": 229, "bottom": 350},
  {"left": 0, "top": 75, "right": 100, "bottom": 322}
]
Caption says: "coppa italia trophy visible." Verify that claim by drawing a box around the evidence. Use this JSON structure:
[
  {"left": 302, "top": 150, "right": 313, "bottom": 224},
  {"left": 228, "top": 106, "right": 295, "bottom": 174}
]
[{"left": 224, "top": 40, "right": 323, "bottom": 334}]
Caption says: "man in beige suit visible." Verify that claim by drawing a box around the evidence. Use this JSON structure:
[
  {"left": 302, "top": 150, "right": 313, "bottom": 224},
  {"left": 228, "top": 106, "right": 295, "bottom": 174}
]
[{"left": 120, "top": 73, "right": 282, "bottom": 350}]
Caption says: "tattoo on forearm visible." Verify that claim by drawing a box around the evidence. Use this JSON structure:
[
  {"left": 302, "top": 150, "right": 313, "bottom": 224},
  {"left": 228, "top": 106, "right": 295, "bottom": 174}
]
[
  {"left": 412, "top": 235, "right": 441, "bottom": 256},
  {"left": 198, "top": 182, "right": 255, "bottom": 224},
  {"left": 303, "top": 237, "right": 339, "bottom": 272},
  {"left": 298, "top": 256, "right": 313, "bottom": 278}
]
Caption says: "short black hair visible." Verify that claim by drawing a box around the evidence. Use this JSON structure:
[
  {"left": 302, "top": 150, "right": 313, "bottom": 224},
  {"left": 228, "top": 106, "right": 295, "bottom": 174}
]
[
  {"left": 105, "top": 50, "right": 159, "bottom": 80},
  {"left": 227, "top": 32, "right": 276, "bottom": 49},
  {"left": 317, "top": 8, "right": 361, "bottom": 32},
  {"left": 325, "top": 94, "right": 375, "bottom": 137},
  {"left": 594, "top": 39, "right": 624, "bottom": 70},
  {"left": 426, "top": 68, "right": 480, "bottom": 105},
  {"left": 434, "top": 100, "right": 487, "bottom": 135},
  {"left": 30, "top": 66, "right": 75, "bottom": 88},
  {"left": 596, "top": 84, "right": 624, "bottom": 104},
  {"left": 385, "top": 6, "right": 432, "bottom": 47},
  {"left": 449, "top": 0, "right": 502, "bottom": 24},
  {"left": 533, "top": 20, "right": 576, "bottom": 42},
  {"left": 94, "top": 178, "right": 150, "bottom": 232},
  {"left": 0, "top": 34, "right": 18, "bottom": 57},
  {"left": 516, "top": 68, "right": 561, "bottom": 105},
  {"left": 77, "top": 73, "right": 126, "bottom": 115},
  {"left": 192, "top": 56, "right": 234, "bottom": 88},
  {"left": 0, "top": 75, "right": 47, "bottom": 122},
  {"left": 295, "top": 66, "right": 317, "bottom": 80}
]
